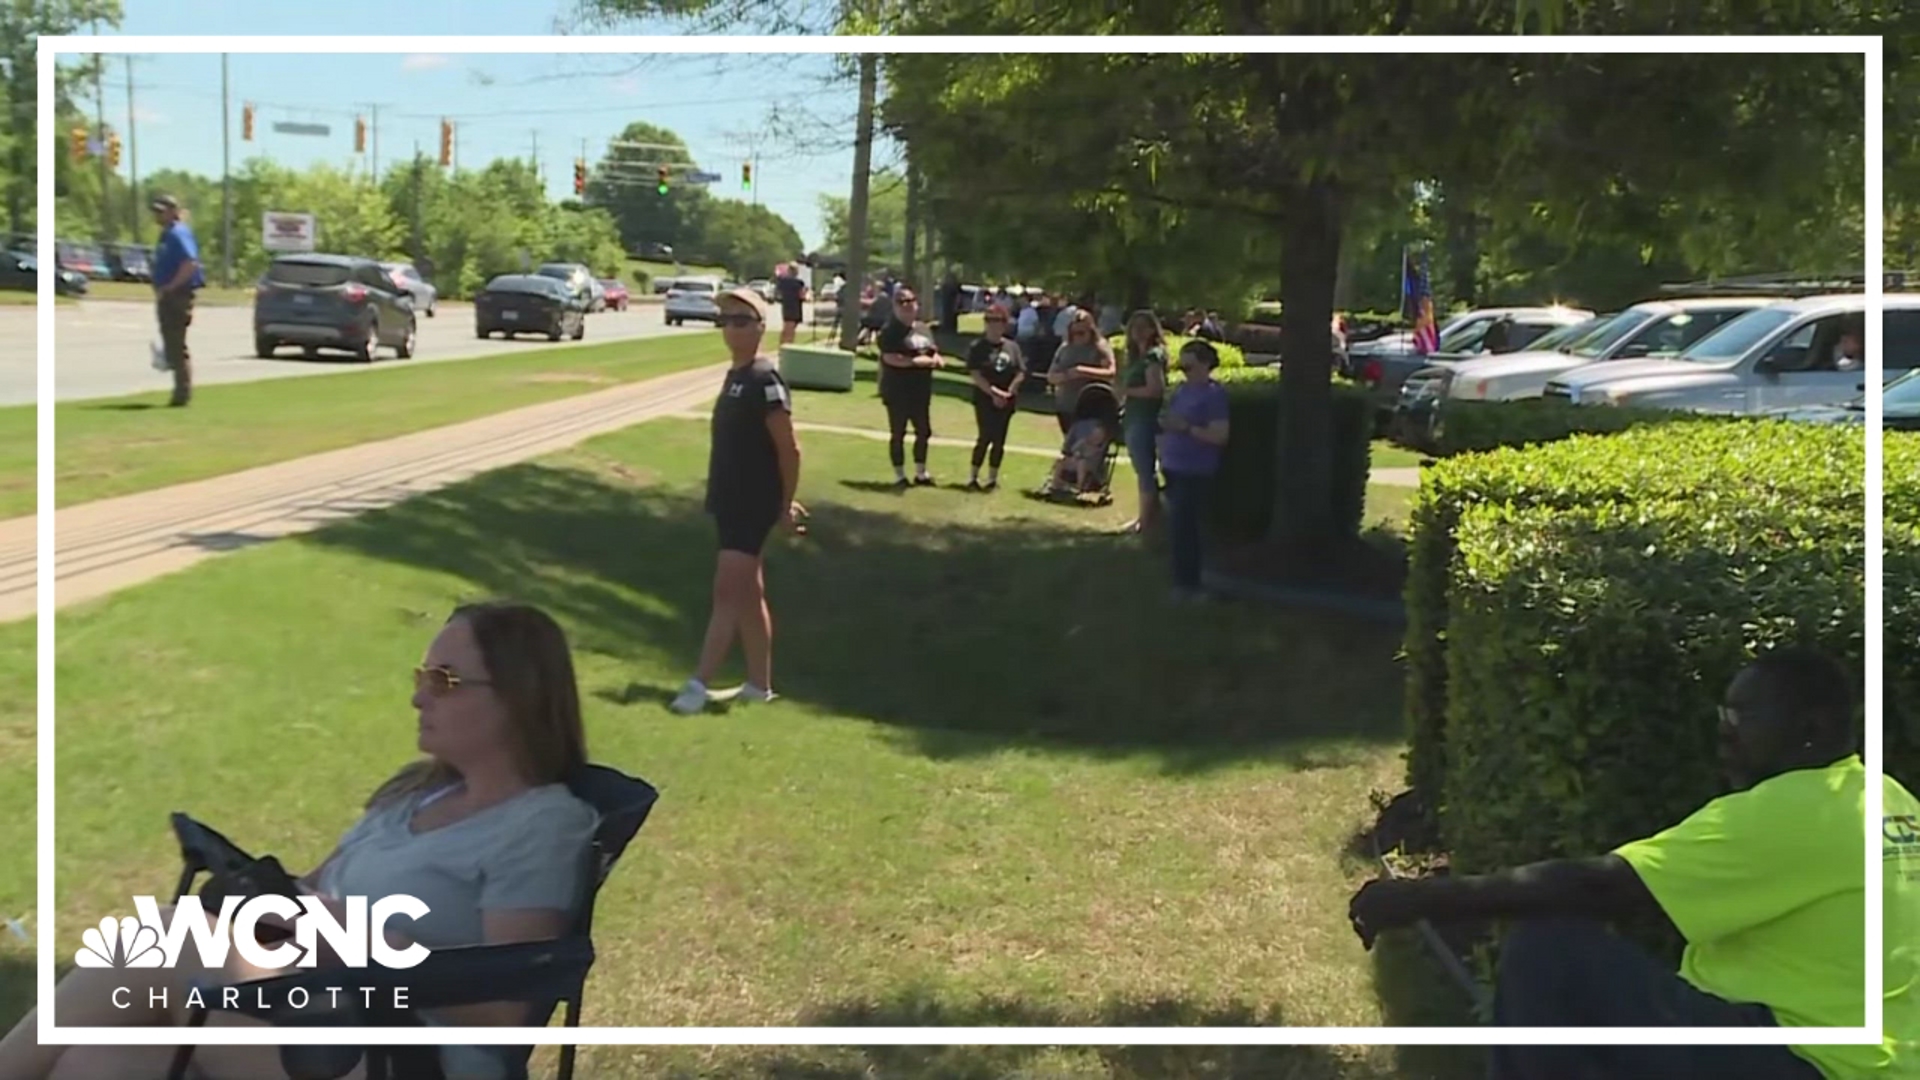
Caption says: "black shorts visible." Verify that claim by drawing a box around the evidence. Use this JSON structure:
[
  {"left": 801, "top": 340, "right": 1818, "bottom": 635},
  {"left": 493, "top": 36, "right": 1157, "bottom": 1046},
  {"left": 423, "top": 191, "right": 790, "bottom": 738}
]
[
  {"left": 782, "top": 303, "right": 804, "bottom": 325},
  {"left": 714, "top": 506, "right": 779, "bottom": 556}
]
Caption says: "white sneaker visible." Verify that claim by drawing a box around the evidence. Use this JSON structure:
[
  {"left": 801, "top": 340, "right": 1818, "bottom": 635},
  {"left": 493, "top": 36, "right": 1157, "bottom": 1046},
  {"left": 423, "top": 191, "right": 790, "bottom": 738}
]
[
  {"left": 737, "top": 682, "right": 778, "bottom": 704},
  {"left": 669, "top": 679, "right": 709, "bottom": 715}
]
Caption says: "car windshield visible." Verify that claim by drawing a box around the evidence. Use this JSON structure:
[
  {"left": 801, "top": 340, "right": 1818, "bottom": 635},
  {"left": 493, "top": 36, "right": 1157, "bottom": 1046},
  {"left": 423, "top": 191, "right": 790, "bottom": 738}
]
[
  {"left": 1529, "top": 314, "right": 1616, "bottom": 354},
  {"left": 266, "top": 261, "right": 352, "bottom": 287},
  {"left": 1566, "top": 309, "right": 1657, "bottom": 359},
  {"left": 1677, "top": 308, "right": 1795, "bottom": 363},
  {"left": 1878, "top": 369, "right": 1920, "bottom": 416},
  {"left": 678, "top": 281, "right": 715, "bottom": 294},
  {"left": 1436, "top": 316, "right": 1493, "bottom": 352},
  {"left": 536, "top": 267, "right": 571, "bottom": 279}
]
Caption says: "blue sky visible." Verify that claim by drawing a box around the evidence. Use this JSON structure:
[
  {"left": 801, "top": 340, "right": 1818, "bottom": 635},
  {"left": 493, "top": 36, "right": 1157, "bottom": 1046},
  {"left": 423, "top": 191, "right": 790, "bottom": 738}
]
[{"left": 83, "top": 0, "right": 891, "bottom": 250}]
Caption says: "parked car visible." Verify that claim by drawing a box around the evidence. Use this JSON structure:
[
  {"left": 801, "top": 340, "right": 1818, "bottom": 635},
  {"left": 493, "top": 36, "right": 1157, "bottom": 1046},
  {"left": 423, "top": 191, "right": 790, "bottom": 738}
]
[
  {"left": 0, "top": 250, "right": 88, "bottom": 296},
  {"left": 56, "top": 240, "right": 109, "bottom": 280},
  {"left": 1764, "top": 367, "right": 1920, "bottom": 431},
  {"left": 380, "top": 261, "right": 439, "bottom": 317},
  {"left": 664, "top": 276, "right": 723, "bottom": 325},
  {"left": 104, "top": 243, "right": 152, "bottom": 283},
  {"left": 597, "top": 278, "right": 631, "bottom": 311},
  {"left": 1345, "top": 305, "right": 1594, "bottom": 425},
  {"left": 252, "top": 253, "right": 418, "bottom": 362},
  {"left": 474, "top": 274, "right": 587, "bottom": 341},
  {"left": 1392, "top": 313, "right": 1610, "bottom": 448},
  {"left": 1543, "top": 292, "right": 1918, "bottom": 414},
  {"left": 535, "top": 262, "right": 595, "bottom": 309},
  {"left": 652, "top": 275, "right": 678, "bottom": 295},
  {"left": 747, "top": 278, "right": 777, "bottom": 304}
]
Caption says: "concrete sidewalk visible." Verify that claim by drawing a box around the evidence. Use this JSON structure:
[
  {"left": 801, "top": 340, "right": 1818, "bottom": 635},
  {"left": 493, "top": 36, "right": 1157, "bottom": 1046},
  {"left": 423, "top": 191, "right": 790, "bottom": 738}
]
[{"left": 0, "top": 362, "right": 730, "bottom": 624}]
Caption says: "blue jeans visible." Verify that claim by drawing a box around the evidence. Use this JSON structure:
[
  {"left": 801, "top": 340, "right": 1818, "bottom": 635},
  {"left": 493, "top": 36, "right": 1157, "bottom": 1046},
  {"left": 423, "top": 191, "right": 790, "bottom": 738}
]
[
  {"left": 1124, "top": 414, "right": 1159, "bottom": 498},
  {"left": 1487, "top": 919, "right": 1825, "bottom": 1080},
  {"left": 1163, "top": 470, "right": 1210, "bottom": 591}
]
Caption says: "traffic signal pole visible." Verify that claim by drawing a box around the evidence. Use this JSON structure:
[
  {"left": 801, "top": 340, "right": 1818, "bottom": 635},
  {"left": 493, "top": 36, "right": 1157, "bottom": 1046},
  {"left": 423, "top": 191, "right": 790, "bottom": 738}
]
[{"left": 221, "top": 53, "right": 233, "bottom": 288}]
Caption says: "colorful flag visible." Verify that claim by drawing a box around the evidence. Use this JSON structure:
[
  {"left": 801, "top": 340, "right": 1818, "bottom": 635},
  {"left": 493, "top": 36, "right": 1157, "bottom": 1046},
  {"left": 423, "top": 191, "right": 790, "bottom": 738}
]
[{"left": 1401, "top": 246, "right": 1440, "bottom": 355}]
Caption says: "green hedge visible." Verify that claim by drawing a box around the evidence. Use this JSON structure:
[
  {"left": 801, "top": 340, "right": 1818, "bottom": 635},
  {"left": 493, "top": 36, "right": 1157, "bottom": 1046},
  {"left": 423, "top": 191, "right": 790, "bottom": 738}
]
[
  {"left": 1886, "top": 433, "right": 1920, "bottom": 791},
  {"left": 1178, "top": 367, "right": 1372, "bottom": 542},
  {"left": 1108, "top": 332, "right": 1249, "bottom": 370},
  {"left": 1443, "top": 497, "right": 1867, "bottom": 880},
  {"left": 1405, "top": 419, "right": 1869, "bottom": 815},
  {"left": 1433, "top": 398, "right": 1730, "bottom": 457}
]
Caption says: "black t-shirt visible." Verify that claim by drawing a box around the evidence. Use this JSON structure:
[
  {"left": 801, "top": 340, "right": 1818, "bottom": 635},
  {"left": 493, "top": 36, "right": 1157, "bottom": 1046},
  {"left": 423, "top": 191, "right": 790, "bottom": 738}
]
[
  {"left": 878, "top": 317, "right": 939, "bottom": 388},
  {"left": 966, "top": 336, "right": 1025, "bottom": 395},
  {"left": 774, "top": 275, "right": 806, "bottom": 312},
  {"left": 705, "top": 359, "right": 791, "bottom": 519}
]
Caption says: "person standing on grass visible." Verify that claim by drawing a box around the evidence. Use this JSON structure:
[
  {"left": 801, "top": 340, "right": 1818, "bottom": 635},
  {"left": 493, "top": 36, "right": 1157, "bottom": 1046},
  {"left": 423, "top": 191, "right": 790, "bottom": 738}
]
[
  {"left": 965, "top": 302, "right": 1025, "bottom": 491},
  {"left": 1047, "top": 308, "right": 1118, "bottom": 437},
  {"left": 774, "top": 262, "right": 808, "bottom": 346},
  {"left": 1156, "top": 341, "right": 1230, "bottom": 602},
  {"left": 671, "top": 287, "right": 805, "bottom": 716},
  {"left": 1348, "top": 646, "right": 1918, "bottom": 1080},
  {"left": 149, "top": 193, "right": 205, "bottom": 408},
  {"left": 877, "top": 285, "right": 942, "bottom": 488},
  {"left": 1118, "top": 309, "right": 1169, "bottom": 535}
]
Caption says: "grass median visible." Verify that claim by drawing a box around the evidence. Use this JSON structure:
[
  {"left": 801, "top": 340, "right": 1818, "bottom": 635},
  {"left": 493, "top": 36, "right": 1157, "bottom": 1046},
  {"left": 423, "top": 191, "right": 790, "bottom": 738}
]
[
  {"left": 0, "top": 333, "right": 727, "bottom": 518},
  {"left": 11, "top": 419, "right": 1473, "bottom": 1077}
]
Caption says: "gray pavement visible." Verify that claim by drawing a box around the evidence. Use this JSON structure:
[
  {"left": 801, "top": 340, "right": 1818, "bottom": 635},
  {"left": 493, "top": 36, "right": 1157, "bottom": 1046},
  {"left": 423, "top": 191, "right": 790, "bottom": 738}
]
[{"left": 4, "top": 297, "right": 773, "bottom": 405}]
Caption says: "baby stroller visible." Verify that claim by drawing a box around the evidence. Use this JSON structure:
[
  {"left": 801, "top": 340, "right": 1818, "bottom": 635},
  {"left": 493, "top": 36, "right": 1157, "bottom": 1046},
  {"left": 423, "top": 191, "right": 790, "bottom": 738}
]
[{"left": 1039, "top": 382, "right": 1122, "bottom": 506}]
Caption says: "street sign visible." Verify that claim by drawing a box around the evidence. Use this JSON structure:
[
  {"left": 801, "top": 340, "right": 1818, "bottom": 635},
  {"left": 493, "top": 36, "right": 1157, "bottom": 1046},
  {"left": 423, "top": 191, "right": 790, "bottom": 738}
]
[
  {"left": 262, "top": 211, "right": 317, "bottom": 253},
  {"left": 272, "top": 121, "right": 332, "bottom": 137},
  {"left": 685, "top": 171, "right": 721, "bottom": 184}
]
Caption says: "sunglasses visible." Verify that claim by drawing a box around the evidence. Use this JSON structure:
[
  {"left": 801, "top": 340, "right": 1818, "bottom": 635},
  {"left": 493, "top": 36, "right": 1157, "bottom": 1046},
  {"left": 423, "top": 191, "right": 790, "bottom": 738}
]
[
  {"left": 716, "top": 314, "right": 761, "bottom": 328},
  {"left": 415, "top": 664, "right": 491, "bottom": 695}
]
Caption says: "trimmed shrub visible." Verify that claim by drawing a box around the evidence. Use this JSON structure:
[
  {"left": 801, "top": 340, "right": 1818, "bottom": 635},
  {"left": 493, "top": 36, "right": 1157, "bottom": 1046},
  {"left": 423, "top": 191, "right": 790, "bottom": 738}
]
[
  {"left": 1443, "top": 497, "right": 1866, "bottom": 880},
  {"left": 1404, "top": 420, "right": 1866, "bottom": 814},
  {"left": 1434, "top": 398, "right": 1731, "bottom": 457},
  {"left": 1109, "top": 332, "right": 1248, "bottom": 370},
  {"left": 1886, "top": 433, "right": 1920, "bottom": 791},
  {"left": 1182, "top": 366, "right": 1372, "bottom": 543}
]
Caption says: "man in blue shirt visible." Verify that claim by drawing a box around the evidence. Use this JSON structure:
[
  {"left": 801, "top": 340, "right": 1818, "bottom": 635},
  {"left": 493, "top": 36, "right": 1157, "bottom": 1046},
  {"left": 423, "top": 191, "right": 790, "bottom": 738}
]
[{"left": 149, "top": 194, "right": 205, "bottom": 407}]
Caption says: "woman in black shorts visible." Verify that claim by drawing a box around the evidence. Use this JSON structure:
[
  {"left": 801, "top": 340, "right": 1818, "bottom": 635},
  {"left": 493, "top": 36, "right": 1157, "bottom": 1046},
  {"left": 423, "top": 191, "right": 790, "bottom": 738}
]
[
  {"left": 965, "top": 302, "right": 1025, "bottom": 490},
  {"left": 876, "top": 286, "right": 943, "bottom": 487}
]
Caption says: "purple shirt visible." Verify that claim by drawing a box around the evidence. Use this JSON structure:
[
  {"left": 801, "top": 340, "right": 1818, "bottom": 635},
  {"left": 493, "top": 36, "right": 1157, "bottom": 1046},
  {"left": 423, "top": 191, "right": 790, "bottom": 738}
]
[{"left": 1159, "top": 380, "right": 1230, "bottom": 475}]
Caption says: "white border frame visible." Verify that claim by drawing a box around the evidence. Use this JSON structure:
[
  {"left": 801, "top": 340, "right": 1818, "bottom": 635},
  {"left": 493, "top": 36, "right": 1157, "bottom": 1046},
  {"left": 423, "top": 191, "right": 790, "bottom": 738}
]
[{"left": 37, "top": 33, "right": 1883, "bottom": 1049}]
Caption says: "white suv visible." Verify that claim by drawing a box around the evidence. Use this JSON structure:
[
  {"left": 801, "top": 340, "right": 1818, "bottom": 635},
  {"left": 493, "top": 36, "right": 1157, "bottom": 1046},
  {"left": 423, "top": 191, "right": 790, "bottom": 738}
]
[{"left": 1543, "top": 293, "right": 1915, "bottom": 414}]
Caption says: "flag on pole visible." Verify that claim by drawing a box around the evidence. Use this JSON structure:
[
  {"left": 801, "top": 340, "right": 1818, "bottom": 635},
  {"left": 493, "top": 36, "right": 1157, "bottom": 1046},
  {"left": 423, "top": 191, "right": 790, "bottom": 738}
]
[{"left": 1401, "top": 246, "right": 1440, "bottom": 355}]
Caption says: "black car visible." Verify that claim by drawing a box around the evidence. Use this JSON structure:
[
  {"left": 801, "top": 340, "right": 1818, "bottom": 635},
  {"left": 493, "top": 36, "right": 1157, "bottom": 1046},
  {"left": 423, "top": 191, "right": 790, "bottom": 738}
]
[
  {"left": 105, "top": 243, "right": 152, "bottom": 282},
  {"left": 253, "top": 254, "right": 418, "bottom": 362},
  {"left": 0, "top": 250, "right": 88, "bottom": 296},
  {"left": 475, "top": 274, "right": 587, "bottom": 342}
]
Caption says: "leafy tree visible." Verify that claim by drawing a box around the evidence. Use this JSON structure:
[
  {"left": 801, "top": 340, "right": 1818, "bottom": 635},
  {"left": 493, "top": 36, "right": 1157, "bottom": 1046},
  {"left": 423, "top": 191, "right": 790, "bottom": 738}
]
[
  {"left": 0, "top": 0, "right": 124, "bottom": 235},
  {"left": 818, "top": 166, "right": 906, "bottom": 268}
]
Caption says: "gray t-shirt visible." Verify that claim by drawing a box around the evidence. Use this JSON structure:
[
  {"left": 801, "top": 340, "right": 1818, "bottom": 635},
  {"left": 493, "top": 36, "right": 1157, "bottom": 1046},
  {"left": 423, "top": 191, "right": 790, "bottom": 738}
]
[
  {"left": 317, "top": 782, "right": 600, "bottom": 1079},
  {"left": 1049, "top": 341, "right": 1114, "bottom": 414}
]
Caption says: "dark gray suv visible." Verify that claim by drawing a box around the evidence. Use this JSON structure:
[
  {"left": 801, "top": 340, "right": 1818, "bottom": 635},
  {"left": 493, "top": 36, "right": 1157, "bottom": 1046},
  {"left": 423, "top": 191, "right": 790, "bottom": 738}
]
[{"left": 253, "top": 254, "right": 418, "bottom": 362}]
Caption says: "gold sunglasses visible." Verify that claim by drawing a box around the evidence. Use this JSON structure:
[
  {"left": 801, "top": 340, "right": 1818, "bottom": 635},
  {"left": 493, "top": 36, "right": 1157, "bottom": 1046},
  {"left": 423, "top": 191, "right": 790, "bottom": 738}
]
[{"left": 415, "top": 664, "right": 490, "bottom": 694}]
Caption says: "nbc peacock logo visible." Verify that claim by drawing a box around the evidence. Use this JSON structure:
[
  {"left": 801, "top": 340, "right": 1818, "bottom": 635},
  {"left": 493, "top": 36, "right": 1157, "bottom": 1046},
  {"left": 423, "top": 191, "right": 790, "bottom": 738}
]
[{"left": 75, "top": 915, "right": 166, "bottom": 969}]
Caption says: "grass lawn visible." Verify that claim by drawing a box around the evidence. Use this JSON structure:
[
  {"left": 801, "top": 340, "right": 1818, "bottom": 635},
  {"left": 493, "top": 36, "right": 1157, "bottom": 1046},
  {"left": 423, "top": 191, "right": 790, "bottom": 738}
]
[
  {"left": 0, "top": 334, "right": 729, "bottom": 519},
  {"left": 83, "top": 280, "right": 257, "bottom": 306},
  {"left": 6, "top": 419, "right": 1480, "bottom": 1078},
  {"left": 0, "top": 291, "right": 73, "bottom": 306}
]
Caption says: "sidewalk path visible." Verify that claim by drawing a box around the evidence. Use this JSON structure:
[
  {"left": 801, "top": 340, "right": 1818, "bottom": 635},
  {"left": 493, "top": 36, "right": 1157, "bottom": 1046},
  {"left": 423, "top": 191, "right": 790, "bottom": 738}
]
[{"left": 0, "top": 363, "right": 729, "bottom": 623}]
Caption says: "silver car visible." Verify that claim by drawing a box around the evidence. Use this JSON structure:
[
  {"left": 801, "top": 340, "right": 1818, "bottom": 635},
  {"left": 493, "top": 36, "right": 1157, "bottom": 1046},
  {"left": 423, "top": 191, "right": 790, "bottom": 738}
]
[
  {"left": 1544, "top": 293, "right": 1914, "bottom": 414},
  {"left": 380, "top": 262, "right": 438, "bottom": 318}
]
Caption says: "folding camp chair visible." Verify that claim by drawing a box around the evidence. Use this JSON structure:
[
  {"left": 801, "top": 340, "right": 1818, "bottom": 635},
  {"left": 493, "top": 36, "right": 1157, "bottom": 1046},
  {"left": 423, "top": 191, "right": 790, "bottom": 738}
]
[{"left": 162, "top": 763, "right": 660, "bottom": 1080}]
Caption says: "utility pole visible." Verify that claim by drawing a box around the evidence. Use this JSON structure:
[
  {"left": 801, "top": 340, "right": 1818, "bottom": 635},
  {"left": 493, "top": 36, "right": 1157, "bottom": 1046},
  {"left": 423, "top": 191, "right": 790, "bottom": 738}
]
[
  {"left": 220, "top": 53, "right": 232, "bottom": 288},
  {"left": 839, "top": 53, "right": 877, "bottom": 352},
  {"left": 410, "top": 141, "right": 423, "bottom": 262},
  {"left": 93, "top": 20, "right": 109, "bottom": 242},
  {"left": 124, "top": 55, "right": 139, "bottom": 241}
]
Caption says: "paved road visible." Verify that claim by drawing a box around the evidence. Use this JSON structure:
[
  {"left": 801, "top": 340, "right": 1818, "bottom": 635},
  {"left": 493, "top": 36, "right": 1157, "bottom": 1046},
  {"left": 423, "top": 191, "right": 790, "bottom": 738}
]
[{"left": 3, "top": 298, "right": 786, "bottom": 405}]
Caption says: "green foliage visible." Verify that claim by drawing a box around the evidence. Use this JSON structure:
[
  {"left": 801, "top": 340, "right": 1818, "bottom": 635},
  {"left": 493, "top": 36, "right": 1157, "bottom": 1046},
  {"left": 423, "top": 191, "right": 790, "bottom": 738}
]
[
  {"left": 1111, "top": 332, "right": 1247, "bottom": 371},
  {"left": 819, "top": 167, "right": 908, "bottom": 268},
  {"left": 1191, "top": 367, "right": 1372, "bottom": 543},
  {"left": 1886, "top": 433, "right": 1920, "bottom": 791},
  {"left": 1432, "top": 398, "right": 1732, "bottom": 457},
  {"left": 1405, "top": 420, "right": 1871, "bottom": 834}
]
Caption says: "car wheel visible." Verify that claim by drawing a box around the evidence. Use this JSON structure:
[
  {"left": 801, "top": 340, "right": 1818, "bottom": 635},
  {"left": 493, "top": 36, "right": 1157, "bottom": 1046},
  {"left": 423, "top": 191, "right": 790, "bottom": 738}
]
[
  {"left": 477, "top": 326, "right": 490, "bottom": 339},
  {"left": 356, "top": 320, "right": 378, "bottom": 363},
  {"left": 302, "top": 345, "right": 321, "bottom": 359},
  {"left": 255, "top": 336, "right": 276, "bottom": 359},
  {"left": 572, "top": 319, "right": 586, "bottom": 341},
  {"left": 396, "top": 318, "right": 417, "bottom": 359},
  {"left": 549, "top": 323, "right": 563, "bottom": 342},
  {"left": 426, "top": 301, "right": 436, "bottom": 318}
]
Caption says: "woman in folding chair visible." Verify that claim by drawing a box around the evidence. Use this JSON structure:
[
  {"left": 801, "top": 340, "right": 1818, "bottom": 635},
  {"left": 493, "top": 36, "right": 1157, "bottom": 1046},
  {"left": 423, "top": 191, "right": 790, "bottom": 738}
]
[{"left": 0, "top": 601, "right": 602, "bottom": 1080}]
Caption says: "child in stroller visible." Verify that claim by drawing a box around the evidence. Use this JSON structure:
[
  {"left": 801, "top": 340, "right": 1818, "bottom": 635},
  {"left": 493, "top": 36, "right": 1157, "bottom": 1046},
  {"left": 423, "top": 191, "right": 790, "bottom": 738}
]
[{"left": 1041, "top": 382, "right": 1121, "bottom": 505}]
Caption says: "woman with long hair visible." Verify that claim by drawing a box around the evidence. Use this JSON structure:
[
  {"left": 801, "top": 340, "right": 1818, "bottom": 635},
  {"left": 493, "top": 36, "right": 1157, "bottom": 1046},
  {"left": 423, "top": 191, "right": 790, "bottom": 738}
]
[
  {"left": 1118, "top": 310, "right": 1169, "bottom": 533},
  {"left": 1046, "top": 308, "right": 1118, "bottom": 437}
]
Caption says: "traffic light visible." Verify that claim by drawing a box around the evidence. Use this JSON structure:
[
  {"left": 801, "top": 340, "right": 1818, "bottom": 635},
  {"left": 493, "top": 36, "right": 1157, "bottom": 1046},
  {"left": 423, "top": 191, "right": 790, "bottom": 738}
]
[
  {"left": 573, "top": 159, "right": 587, "bottom": 196},
  {"left": 354, "top": 116, "right": 366, "bottom": 154},
  {"left": 438, "top": 119, "right": 453, "bottom": 168},
  {"left": 106, "top": 130, "right": 121, "bottom": 169},
  {"left": 68, "top": 126, "right": 87, "bottom": 163},
  {"left": 741, "top": 162, "right": 751, "bottom": 190},
  {"left": 242, "top": 104, "right": 254, "bottom": 141},
  {"left": 656, "top": 163, "right": 669, "bottom": 195}
]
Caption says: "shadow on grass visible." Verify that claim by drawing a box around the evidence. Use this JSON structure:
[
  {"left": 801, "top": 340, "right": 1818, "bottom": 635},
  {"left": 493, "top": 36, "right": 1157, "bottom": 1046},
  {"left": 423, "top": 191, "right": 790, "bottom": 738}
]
[
  {"left": 0, "top": 950, "right": 70, "bottom": 1033},
  {"left": 299, "top": 457, "right": 1408, "bottom": 776}
]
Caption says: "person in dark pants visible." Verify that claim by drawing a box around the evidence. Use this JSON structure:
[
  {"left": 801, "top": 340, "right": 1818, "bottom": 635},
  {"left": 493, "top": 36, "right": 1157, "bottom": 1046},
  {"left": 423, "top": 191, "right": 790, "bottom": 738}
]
[
  {"left": 1155, "top": 341, "right": 1230, "bottom": 602},
  {"left": 875, "top": 286, "right": 942, "bottom": 488},
  {"left": 148, "top": 194, "right": 205, "bottom": 407},
  {"left": 964, "top": 302, "right": 1025, "bottom": 491},
  {"left": 670, "top": 287, "right": 806, "bottom": 716},
  {"left": 1348, "top": 646, "right": 1920, "bottom": 1080}
]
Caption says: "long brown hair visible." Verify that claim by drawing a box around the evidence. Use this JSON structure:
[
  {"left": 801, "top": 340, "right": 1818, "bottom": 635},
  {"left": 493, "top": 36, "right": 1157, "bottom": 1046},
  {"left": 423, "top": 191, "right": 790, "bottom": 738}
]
[
  {"left": 368, "top": 601, "right": 589, "bottom": 809},
  {"left": 1125, "top": 310, "right": 1164, "bottom": 360}
]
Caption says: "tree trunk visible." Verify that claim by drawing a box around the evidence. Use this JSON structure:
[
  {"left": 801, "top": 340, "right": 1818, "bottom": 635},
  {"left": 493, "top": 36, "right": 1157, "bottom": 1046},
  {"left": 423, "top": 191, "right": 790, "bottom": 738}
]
[
  {"left": 1269, "top": 176, "right": 1343, "bottom": 551},
  {"left": 838, "top": 52, "right": 878, "bottom": 352},
  {"left": 1126, "top": 270, "right": 1151, "bottom": 314},
  {"left": 903, "top": 155, "right": 920, "bottom": 303}
]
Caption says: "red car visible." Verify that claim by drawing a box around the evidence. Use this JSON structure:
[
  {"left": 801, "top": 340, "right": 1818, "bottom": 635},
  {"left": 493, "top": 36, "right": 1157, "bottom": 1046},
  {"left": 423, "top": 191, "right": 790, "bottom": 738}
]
[{"left": 597, "top": 278, "right": 631, "bottom": 311}]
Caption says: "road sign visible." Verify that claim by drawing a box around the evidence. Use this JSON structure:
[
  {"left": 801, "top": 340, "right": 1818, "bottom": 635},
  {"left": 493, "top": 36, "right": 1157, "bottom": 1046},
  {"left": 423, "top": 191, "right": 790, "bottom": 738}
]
[
  {"left": 262, "top": 211, "right": 317, "bottom": 253},
  {"left": 685, "top": 171, "right": 721, "bottom": 184},
  {"left": 272, "top": 121, "right": 332, "bottom": 137}
]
